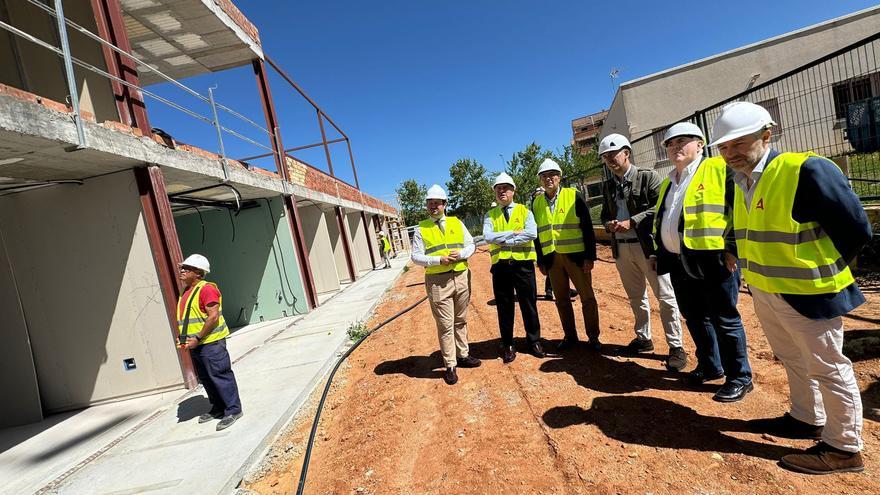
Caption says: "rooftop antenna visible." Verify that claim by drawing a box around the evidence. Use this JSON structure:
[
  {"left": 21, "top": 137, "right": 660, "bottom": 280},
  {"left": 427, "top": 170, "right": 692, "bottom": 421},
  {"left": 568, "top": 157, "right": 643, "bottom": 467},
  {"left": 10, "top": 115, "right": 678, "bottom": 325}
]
[{"left": 610, "top": 68, "right": 620, "bottom": 95}]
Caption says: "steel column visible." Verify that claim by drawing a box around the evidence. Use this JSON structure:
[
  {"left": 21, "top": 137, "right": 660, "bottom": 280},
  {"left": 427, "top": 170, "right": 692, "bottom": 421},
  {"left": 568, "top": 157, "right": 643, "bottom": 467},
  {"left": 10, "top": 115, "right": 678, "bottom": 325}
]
[
  {"left": 360, "top": 211, "right": 377, "bottom": 269},
  {"left": 89, "top": 0, "right": 150, "bottom": 131},
  {"left": 335, "top": 206, "right": 357, "bottom": 281},
  {"left": 252, "top": 59, "right": 318, "bottom": 309},
  {"left": 346, "top": 138, "right": 360, "bottom": 189},
  {"left": 53, "top": 0, "right": 86, "bottom": 149},
  {"left": 135, "top": 166, "right": 196, "bottom": 388}
]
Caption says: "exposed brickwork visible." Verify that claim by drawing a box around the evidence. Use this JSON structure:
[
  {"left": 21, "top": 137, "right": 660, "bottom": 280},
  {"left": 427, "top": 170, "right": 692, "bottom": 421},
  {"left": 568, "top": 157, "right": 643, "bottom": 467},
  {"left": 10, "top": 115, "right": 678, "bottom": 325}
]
[
  {"left": 215, "top": 0, "right": 261, "bottom": 46},
  {"left": 286, "top": 156, "right": 307, "bottom": 186}
]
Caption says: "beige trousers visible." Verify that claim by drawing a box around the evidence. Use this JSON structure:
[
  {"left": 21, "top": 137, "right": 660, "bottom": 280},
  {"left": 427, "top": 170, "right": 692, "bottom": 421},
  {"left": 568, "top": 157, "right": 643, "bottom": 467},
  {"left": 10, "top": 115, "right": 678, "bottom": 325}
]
[
  {"left": 425, "top": 269, "right": 471, "bottom": 368},
  {"left": 548, "top": 253, "right": 600, "bottom": 341},
  {"left": 751, "top": 286, "right": 863, "bottom": 452}
]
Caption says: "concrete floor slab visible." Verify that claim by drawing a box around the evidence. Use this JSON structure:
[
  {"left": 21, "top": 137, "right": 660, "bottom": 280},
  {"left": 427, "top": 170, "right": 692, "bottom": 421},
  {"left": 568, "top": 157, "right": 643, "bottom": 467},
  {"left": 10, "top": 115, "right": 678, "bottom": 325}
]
[{"left": 0, "top": 256, "right": 408, "bottom": 495}]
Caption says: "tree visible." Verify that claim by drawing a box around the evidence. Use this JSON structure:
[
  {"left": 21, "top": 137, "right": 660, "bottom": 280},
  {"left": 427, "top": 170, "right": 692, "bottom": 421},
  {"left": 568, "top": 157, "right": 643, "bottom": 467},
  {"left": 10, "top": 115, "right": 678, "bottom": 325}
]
[
  {"left": 445, "top": 158, "right": 493, "bottom": 220},
  {"left": 503, "top": 142, "right": 552, "bottom": 206},
  {"left": 396, "top": 179, "right": 427, "bottom": 226},
  {"left": 552, "top": 144, "right": 605, "bottom": 192}
]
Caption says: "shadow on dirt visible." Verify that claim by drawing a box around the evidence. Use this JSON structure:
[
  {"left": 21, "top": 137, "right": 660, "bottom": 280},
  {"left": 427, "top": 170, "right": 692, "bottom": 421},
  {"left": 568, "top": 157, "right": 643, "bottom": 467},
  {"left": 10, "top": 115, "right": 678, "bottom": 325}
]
[
  {"left": 543, "top": 396, "right": 799, "bottom": 461},
  {"left": 374, "top": 352, "right": 445, "bottom": 380}
]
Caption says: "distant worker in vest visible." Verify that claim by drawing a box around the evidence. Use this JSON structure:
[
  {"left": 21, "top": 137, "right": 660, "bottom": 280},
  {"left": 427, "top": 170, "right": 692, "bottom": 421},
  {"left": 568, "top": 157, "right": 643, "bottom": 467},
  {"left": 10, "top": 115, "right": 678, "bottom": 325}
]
[
  {"left": 533, "top": 158, "right": 601, "bottom": 352},
  {"left": 411, "top": 185, "right": 481, "bottom": 385},
  {"left": 651, "top": 122, "right": 754, "bottom": 403},
  {"left": 378, "top": 230, "right": 392, "bottom": 269},
  {"left": 177, "top": 254, "right": 243, "bottom": 431},
  {"left": 712, "top": 101, "right": 872, "bottom": 474},
  {"left": 484, "top": 173, "right": 542, "bottom": 363},
  {"left": 598, "top": 133, "right": 686, "bottom": 371}
]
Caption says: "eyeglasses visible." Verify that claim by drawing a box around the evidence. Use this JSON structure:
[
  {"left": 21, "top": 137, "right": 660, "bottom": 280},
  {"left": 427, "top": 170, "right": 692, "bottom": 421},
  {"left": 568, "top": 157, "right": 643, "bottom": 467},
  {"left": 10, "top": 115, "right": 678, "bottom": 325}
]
[{"left": 179, "top": 266, "right": 197, "bottom": 273}]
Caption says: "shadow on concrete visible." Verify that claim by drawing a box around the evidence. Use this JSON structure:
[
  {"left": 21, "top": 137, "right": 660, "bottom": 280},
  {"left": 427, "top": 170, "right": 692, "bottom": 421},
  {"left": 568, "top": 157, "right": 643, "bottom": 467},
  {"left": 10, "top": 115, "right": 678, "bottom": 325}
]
[
  {"left": 26, "top": 412, "right": 135, "bottom": 464},
  {"left": 542, "top": 396, "right": 798, "bottom": 461},
  {"left": 176, "top": 395, "right": 212, "bottom": 422}
]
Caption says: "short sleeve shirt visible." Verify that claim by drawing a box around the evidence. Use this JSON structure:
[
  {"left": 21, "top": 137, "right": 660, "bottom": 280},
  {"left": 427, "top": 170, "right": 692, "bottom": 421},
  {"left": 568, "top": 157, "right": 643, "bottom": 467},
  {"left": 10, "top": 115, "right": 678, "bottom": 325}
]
[{"left": 177, "top": 283, "right": 221, "bottom": 316}]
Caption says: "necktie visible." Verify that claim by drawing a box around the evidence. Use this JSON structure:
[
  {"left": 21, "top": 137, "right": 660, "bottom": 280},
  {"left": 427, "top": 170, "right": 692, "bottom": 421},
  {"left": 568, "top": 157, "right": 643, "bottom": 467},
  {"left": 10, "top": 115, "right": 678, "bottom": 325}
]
[
  {"left": 503, "top": 206, "right": 510, "bottom": 222},
  {"left": 435, "top": 218, "right": 443, "bottom": 233}
]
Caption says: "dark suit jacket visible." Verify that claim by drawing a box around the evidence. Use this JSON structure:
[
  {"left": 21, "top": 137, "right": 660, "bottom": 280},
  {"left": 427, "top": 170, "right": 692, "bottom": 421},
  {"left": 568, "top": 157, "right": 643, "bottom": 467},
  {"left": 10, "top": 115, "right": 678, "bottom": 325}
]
[{"left": 600, "top": 164, "right": 662, "bottom": 259}]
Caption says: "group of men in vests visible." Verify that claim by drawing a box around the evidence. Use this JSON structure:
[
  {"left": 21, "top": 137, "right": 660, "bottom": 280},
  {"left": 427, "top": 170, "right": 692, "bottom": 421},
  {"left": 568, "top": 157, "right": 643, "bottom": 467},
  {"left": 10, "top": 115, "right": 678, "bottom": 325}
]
[{"left": 411, "top": 101, "right": 872, "bottom": 475}]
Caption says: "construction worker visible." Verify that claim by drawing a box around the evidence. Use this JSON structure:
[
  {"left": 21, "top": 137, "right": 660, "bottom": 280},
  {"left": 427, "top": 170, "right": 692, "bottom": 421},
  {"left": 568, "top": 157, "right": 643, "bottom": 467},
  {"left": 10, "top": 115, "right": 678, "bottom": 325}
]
[
  {"left": 712, "top": 101, "right": 872, "bottom": 473},
  {"left": 599, "top": 134, "right": 686, "bottom": 371},
  {"left": 411, "top": 184, "right": 481, "bottom": 385},
  {"left": 378, "top": 230, "right": 392, "bottom": 269},
  {"left": 177, "top": 254, "right": 243, "bottom": 431},
  {"left": 651, "top": 122, "right": 754, "bottom": 403},
  {"left": 533, "top": 158, "right": 601, "bottom": 352},
  {"left": 484, "top": 173, "right": 542, "bottom": 362}
]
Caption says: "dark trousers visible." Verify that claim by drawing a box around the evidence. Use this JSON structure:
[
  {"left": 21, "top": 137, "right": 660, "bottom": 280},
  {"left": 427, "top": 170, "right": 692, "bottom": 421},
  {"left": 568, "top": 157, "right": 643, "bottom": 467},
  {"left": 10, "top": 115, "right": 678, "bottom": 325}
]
[
  {"left": 668, "top": 259, "right": 752, "bottom": 386},
  {"left": 191, "top": 339, "right": 243, "bottom": 416},
  {"left": 491, "top": 260, "right": 541, "bottom": 347}
]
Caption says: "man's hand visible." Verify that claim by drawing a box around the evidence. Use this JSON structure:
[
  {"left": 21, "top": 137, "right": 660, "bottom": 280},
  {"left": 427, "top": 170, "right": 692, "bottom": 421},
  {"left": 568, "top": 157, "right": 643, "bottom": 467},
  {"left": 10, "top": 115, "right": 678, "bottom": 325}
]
[
  {"left": 447, "top": 250, "right": 461, "bottom": 261},
  {"left": 185, "top": 336, "right": 200, "bottom": 350},
  {"left": 582, "top": 260, "right": 594, "bottom": 273},
  {"left": 648, "top": 255, "right": 658, "bottom": 272},
  {"left": 724, "top": 252, "right": 738, "bottom": 273},
  {"left": 538, "top": 265, "right": 547, "bottom": 276},
  {"left": 614, "top": 219, "right": 632, "bottom": 233},
  {"left": 604, "top": 221, "right": 616, "bottom": 233},
  {"left": 513, "top": 229, "right": 524, "bottom": 235},
  {"left": 440, "top": 255, "right": 451, "bottom": 265}
]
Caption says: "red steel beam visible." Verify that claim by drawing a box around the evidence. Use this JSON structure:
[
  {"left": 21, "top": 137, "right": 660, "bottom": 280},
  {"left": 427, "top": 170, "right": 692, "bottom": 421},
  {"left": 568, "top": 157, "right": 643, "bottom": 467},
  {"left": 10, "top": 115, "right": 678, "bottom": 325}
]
[
  {"left": 253, "top": 58, "right": 318, "bottom": 309},
  {"left": 90, "top": 0, "right": 150, "bottom": 131},
  {"left": 346, "top": 138, "right": 360, "bottom": 189},
  {"left": 317, "top": 109, "right": 335, "bottom": 177},
  {"left": 335, "top": 206, "right": 357, "bottom": 281},
  {"left": 360, "top": 211, "right": 376, "bottom": 269},
  {"left": 135, "top": 166, "right": 196, "bottom": 388}
]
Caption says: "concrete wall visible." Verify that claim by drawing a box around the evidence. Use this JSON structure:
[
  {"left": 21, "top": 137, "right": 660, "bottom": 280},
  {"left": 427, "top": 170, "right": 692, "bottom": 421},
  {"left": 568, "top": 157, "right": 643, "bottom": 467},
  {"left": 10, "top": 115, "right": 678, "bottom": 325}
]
[
  {"left": 325, "top": 209, "right": 352, "bottom": 284},
  {"left": 1, "top": 0, "right": 118, "bottom": 122},
  {"left": 346, "top": 210, "right": 373, "bottom": 273},
  {"left": 175, "top": 196, "right": 308, "bottom": 327},
  {"left": 297, "top": 202, "right": 341, "bottom": 295},
  {"left": 0, "top": 171, "right": 181, "bottom": 415}
]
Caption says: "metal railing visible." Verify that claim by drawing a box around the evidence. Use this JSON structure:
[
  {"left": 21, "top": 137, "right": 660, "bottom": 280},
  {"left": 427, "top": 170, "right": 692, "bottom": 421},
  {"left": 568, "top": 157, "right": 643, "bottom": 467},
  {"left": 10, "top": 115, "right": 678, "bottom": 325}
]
[{"left": 626, "top": 32, "right": 880, "bottom": 202}]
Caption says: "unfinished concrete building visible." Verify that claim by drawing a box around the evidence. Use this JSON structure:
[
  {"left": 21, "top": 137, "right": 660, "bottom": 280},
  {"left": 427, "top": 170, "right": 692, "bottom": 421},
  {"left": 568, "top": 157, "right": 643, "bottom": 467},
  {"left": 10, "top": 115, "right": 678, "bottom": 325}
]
[{"left": 0, "top": 0, "right": 399, "bottom": 428}]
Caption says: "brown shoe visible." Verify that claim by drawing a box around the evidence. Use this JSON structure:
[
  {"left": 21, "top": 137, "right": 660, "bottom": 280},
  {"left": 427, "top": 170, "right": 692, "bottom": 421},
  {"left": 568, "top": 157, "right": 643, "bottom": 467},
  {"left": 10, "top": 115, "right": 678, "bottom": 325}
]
[
  {"left": 666, "top": 346, "right": 688, "bottom": 371},
  {"left": 748, "top": 413, "right": 823, "bottom": 440},
  {"left": 457, "top": 355, "right": 481, "bottom": 368},
  {"left": 501, "top": 346, "right": 516, "bottom": 364},
  {"left": 444, "top": 367, "right": 458, "bottom": 385},
  {"left": 780, "top": 442, "right": 864, "bottom": 474}
]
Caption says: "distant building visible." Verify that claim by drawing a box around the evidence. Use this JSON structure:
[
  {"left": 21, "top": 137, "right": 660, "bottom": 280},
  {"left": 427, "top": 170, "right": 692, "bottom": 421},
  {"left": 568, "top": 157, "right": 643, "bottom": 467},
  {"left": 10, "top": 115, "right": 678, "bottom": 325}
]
[{"left": 571, "top": 109, "right": 608, "bottom": 153}]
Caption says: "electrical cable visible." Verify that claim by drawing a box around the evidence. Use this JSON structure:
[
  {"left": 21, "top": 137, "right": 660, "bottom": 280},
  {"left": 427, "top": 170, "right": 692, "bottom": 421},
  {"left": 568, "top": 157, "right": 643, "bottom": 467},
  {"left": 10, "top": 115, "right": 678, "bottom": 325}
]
[
  {"left": 295, "top": 295, "right": 428, "bottom": 495},
  {"left": 262, "top": 198, "right": 304, "bottom": 315}
]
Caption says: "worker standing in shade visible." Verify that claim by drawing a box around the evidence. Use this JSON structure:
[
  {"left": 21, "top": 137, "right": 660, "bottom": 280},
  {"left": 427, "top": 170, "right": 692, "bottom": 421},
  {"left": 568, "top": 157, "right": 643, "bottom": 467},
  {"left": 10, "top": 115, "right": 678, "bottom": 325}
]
[
  {"left": 177, "top": 254, "right": 243, "bottom": 431},
  {"left": 651, "top": 122, "right": 753, "bottom": 403},
  {"left": 411, "top": 184, "right": 481, "bottom": 385},
  {"left": 484, "top": 173, "right": 542, "bottom": 363},
  {"left": 598, "top": 133, "right": 686, "bottom": 371},
  {"left": 378, "top": 230, "right": 392, "bottom": 269},
  {"left": 712, "top": 101, "right": 871, "bottom": 474},
  {"left": 533, "top": 158, "right": 601, "bottom": 352}
]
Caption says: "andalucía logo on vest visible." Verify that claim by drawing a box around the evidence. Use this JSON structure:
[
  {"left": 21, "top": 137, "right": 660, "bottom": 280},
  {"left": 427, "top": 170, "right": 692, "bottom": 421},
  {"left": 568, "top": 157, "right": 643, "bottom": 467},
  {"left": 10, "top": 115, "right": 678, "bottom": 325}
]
[{"left": 756, "top": 198, "right": 765, "bottom": 210}]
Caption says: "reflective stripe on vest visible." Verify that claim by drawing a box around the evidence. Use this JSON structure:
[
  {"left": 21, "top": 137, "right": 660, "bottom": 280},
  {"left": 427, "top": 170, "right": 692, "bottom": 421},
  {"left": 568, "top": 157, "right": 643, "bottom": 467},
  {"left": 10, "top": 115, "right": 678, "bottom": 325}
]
[
  {"left": 419, "top": 216, "right": 469, "bottom": 275},
  {"left": 532, "top": 188, "right": 585, "bottom": 255},
  {"left": 733, "top": 152, "right": 854, "bottom": 294},
  {"left": 487, "top": 204, "right": 537, "bottom": 264},
  {"left": 652, "top": 156, "right": 730, "bottom": 251},
  {"left": 176, "top": 280, "right": 229, "bottom": 345}
]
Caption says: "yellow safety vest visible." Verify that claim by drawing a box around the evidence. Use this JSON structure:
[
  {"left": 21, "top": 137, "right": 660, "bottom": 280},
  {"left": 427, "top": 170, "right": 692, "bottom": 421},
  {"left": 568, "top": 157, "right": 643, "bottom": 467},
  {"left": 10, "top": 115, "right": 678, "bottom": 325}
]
[
  {"left": 533, "top": 187, "right": 585, "bottom": 255},
  {"left": 177, "top": 280, "right": 229, "bottom": 345},
  {"left": 419, "top": 216, "right": 469, "bottom": 275},
  {"left": 487, "top": 203, "right": 537, "bottom": 264},
  {"left": 381, "top": 237, "right": 391, "bottom": 253},
  {"left": 733, "top": 152, "right": 854, "bottom": 294},
  {"left": 653, "top": 156, "right": 730, "bottom": 251}
]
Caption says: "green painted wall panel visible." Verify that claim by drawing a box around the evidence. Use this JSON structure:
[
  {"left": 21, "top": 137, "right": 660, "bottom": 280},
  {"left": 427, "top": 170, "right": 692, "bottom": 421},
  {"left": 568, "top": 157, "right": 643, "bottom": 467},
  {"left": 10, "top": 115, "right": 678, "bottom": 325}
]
[{"left": 175, "top": 196, "right": 308, "bottom": 329}]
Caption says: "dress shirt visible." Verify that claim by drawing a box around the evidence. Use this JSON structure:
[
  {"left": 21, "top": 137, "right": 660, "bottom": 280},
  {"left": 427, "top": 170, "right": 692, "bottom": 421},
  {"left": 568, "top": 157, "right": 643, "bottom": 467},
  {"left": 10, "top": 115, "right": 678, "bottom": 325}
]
[
  {"left": 733, "top": 148, "right": 771, "bottom": 209},
  {"left": 660, "top": 156, "right": 701, "bottom": 254},
  {"left": 613, "top": 165, "right": 638, "bottom": 240},
  {"left": 483, "top": 202, "right": 538, "bottom": 246},
  {"left": 410, "top": 215, "right": 476, "bottom": 267}
]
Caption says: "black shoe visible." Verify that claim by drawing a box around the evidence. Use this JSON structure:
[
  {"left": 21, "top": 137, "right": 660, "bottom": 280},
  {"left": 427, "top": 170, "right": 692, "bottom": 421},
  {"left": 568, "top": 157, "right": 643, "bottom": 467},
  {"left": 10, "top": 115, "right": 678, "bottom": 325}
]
[
  {"left": 713, "top": 381, "right": 753, "bottom": 403},
  {"left": 457, "top": 355, "right": 481, "bottom": 368},
  {"left": 444, "top": 367, "right": 458, "bottom": 385},
  {"left": 556, "top": 338, "right": 579, "bottom": 353},
  {"left": 666, "top": 346, "right": 688, "bottom": 371},
  {"left": 545, "top": 291, "right": 554, "bottom": 301},
  {"left": 748, "top": 413, "right": 823, "bottom": 439},
  {"left": 216, "top": 412, "right": 242, "bottom": 431},
  {"left": 529, "top": 342, "right": 546, "bottom": 358},
  {"left": 684, "top": 369, "right": 725, "bottom": 385},
  {"left": 501, "top": 346, "right": 516, "bottom": 364},
  {"left": 569, "top": 289, "right": 578, "bottom": 299},
  {"left": 587, "top": 339, "right": 602, "bottom": 351},
  {"left": 625, "top": 337, "right": 654, "bottom": 354},
  {"left": 198, "top": 410, "right": 223, "bottom": 423}
]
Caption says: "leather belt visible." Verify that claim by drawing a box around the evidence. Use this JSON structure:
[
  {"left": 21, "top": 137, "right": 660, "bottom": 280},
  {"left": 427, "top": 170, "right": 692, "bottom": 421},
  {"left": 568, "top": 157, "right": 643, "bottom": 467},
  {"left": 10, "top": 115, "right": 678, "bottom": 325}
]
[{"left": 617, "top": 238, "right": 640, "bottom": 244}]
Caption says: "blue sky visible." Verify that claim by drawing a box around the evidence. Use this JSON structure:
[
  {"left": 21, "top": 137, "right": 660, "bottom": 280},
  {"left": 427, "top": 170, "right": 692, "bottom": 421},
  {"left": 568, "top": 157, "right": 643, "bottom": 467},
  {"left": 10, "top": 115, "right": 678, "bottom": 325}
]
[{"left": 146, "top": 1, "right": 878, "bottom": 207}]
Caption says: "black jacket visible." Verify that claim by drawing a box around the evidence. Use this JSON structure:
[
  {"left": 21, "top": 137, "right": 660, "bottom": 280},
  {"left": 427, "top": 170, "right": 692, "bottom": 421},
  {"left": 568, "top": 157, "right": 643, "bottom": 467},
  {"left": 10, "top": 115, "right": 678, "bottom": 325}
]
[
  {"left": 652, "top": 157, "right": 737, "bottom": 283},
  {"left": 533, "top": 189, "right": 596, "bottom": 269},
  {"left": 600, "top": 164, "right": 662, "bottom": 259}
]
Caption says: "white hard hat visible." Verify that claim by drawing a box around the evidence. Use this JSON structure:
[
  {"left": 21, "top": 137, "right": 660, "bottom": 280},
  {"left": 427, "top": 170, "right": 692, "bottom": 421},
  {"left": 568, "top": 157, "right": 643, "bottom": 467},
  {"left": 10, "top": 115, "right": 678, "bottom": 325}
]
[
  {"left": 180, "top": 254, "right": 210, "bottom": 273},
  {"left": 598, "top": 133, "right": 631, "bottom": 155},
  {"left": 537, "top": 158, "right": 562, "bottom": 175},
  {"left": 710, "top": 101, "right": 776, "bottom": 146},
  {"left": 662, "top": 122, "right": 705, "bottom": 146},
  {"left": 493, "top": 172, "right": 516, "bottom": 188},
  {"left": 425, "top": 184, "right": 448, "bottom": 201},
  {"left": 379, "top": 230, "right": 386, "bottom": 236},
  {"left": 490, "top": 201, "right": 497, "bottom": 207}
]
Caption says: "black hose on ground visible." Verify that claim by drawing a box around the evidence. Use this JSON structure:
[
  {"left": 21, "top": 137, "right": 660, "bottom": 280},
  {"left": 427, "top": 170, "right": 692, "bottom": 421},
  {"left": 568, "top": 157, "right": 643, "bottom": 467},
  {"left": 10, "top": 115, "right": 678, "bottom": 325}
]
[{"left": 295, "top": 295, "right": 428, "bottom": 495}]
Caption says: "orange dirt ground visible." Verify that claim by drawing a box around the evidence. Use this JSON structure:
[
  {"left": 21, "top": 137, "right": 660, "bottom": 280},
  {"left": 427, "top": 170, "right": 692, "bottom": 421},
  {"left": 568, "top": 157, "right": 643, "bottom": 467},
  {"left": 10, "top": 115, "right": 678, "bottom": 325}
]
[{"left": 245, "top": 246, "right": 880, "bottom": 495}]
